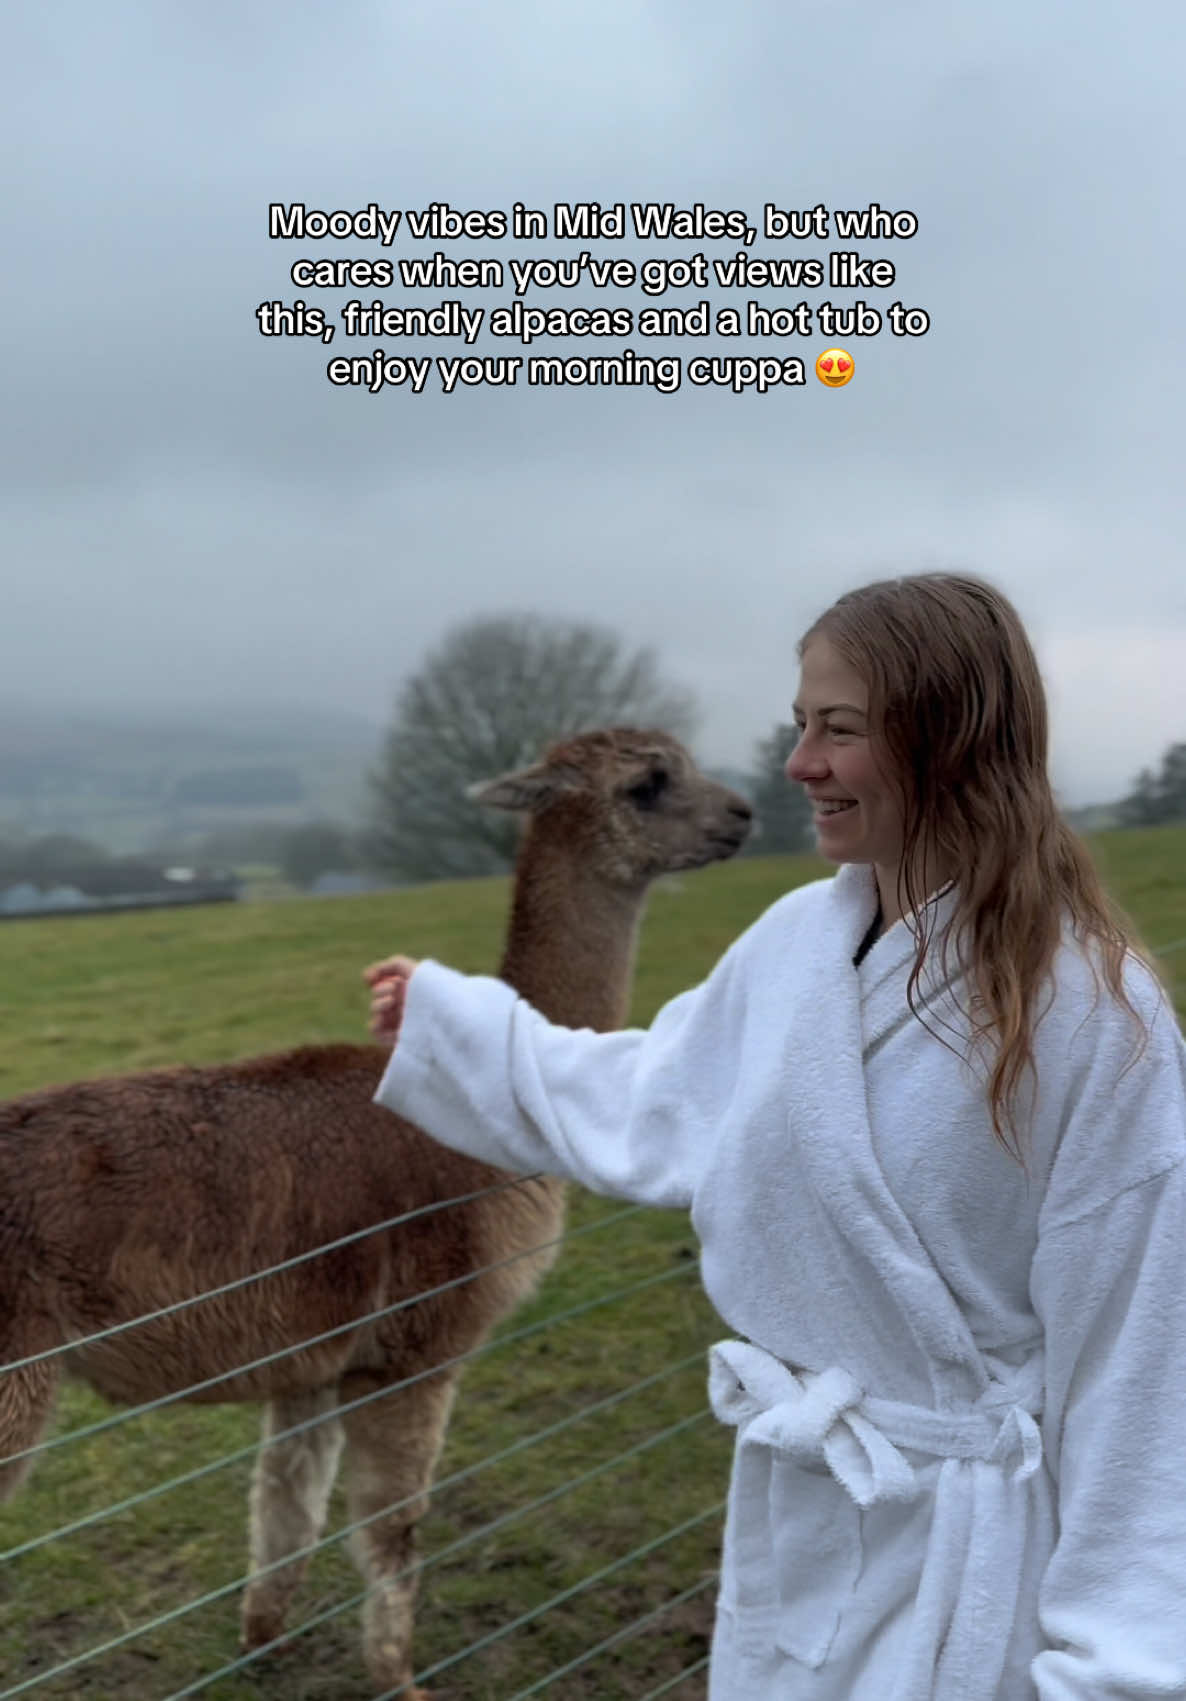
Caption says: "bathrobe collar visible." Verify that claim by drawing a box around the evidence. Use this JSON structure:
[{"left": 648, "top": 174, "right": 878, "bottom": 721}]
[
  {"left": 834, "top": 863, "right": 969, "bottom": 1067},
  {"left": 781, "top": 861, "right": 986, "bottom": 1410}
]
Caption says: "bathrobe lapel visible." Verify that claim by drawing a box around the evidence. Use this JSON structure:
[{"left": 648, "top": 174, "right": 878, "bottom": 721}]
[{"left": 795, "top": 862, "right": 986, "bottom": 1408}]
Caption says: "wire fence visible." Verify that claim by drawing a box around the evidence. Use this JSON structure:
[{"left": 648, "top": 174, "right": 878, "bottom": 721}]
[
  {"left": 2, "top": 928, "right": 1184, "bottom": 1698},
  {"left": 2, "top": 1182, "right": 722, "bottom": 1699}
]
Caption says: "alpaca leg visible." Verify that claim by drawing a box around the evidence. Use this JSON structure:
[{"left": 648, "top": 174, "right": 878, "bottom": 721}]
[
  {"left": 338, "top": 1367, "right": 458, "bottom": 1698},
  {"left": 241, "top": 1388, "right": 344, "bottom": 1651},
  {"left": 0, "top": 1315, "right": 61, "bottom": 1501}
]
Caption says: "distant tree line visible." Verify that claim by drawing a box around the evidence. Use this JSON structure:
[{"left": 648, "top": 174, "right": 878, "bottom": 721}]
[
  {"left": 1115, "top": 743, "right": 1186, "bottom": 826},
  {"left": 740, "top": 722, "right": 812, "bottom": 854},
  {"left": 0, "top": 826, "right": 351, "bottom": 893},
  {"left": 0, "top": 834, "right": 112, "bottom": 878},
  {"left": 0, "top": 834, "right": 241, "bottom": 914}
]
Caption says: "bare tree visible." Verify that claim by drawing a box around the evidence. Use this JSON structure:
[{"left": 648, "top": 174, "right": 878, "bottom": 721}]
[{"left": 365, "top": 614, "right": 699, "bottom": 880}]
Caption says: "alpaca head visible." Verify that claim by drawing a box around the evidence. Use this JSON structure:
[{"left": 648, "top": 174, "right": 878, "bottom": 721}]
[{"left": 468, "top": 727, "right": 752, "bottom": 887}]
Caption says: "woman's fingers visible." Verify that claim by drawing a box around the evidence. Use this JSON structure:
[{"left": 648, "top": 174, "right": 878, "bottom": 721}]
[
  {"left": 369, "top": 986, "right": 404, "bottom": 1039},
  {"left": 366, "top": 958, "right": 419, "bottom": 1041},
  {"left": 363, "top": 954, "right": 419, "bottom": 986}
]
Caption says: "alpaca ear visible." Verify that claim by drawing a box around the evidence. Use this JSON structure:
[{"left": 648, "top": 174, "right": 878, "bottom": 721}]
[{"left": 467, "top": 764, "right": 581, "bottom": 812}]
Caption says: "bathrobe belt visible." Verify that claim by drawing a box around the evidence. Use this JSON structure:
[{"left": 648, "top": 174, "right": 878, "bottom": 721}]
[{"left": 708, "top": 1340, "right": 1044, "bottom": 1690}]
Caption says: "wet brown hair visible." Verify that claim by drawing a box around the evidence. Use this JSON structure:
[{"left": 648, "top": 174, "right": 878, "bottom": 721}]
[{"left": 799, "top": 571, "right": 1165, "bottom": 1164}]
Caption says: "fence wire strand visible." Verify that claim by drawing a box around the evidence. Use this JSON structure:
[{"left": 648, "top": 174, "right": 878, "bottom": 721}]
[
  {"left": 1, "top": 1201, "right": 650, "bottom": 1473},
  {"left": 3, "top": 1346, "right": 708, "bottom": 1566},
  {"left": 1, "top": 1320, "right": 707, "bottom": 1695},
  {"left": 160, "top": 1420, "right": 717, "bottom": 1701},
  {"left": 0, "top": 1172, "right": 546, "bottom": 1377},
  {"left": 638, "top": 1654, "right": 713, "bottom": 1698},
  {"left": 0, "top": 1186, "right": 632, "bottom": 1381},
  {"left": 2, "top": 1409, "right": 715, "bottom": 1699},
  {"left": 502, "top": 1573, "right": 717, "bottom": 1701},
  {"left": 373, "top": 1503, "right": 726, "bottom": 1701}
]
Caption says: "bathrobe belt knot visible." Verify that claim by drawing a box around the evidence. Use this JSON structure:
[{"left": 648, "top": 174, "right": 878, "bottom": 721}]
[{"left": 708, "top": 1339, "right": 1043, "bottom": 1676}]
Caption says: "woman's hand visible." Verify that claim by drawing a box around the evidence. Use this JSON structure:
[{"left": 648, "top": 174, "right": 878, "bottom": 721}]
[{"left": 363, "top": 955, "right": 420, "bottom": 1045}]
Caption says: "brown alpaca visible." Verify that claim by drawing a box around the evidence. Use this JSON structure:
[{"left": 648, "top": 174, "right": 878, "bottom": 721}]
[{"left": 0, "top": 728, "right": 751, "bottom": 1696}]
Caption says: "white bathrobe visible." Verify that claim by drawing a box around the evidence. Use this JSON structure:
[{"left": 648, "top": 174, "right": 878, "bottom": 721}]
[{"left": 373, "top": 861, "right": 1186, "bottom": 1699}]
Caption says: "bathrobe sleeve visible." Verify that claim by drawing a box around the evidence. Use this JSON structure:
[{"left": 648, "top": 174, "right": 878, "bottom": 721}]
[
  {"left": 1029, "top": 966, "right": 1186, "bottom": 1697},
  {"left": 372, "top": 905, "right": 775, "bottom": 1208}
]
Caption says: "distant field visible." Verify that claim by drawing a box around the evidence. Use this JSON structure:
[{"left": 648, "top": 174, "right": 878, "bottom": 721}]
[
  {"left": 1, "top": 834, "right": 1183, "bottom": 1700},
  {"left": 0, "top": 702, "right": 381, "bottom": 858}
]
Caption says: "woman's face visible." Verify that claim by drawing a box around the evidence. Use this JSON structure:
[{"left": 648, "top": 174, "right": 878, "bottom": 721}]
[{"left": 785, "top": 638, "right": 907, "bottom": 870}]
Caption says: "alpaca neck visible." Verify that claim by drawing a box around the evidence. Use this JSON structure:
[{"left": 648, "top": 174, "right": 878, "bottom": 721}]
[{"left": 497, "top": 828, "right": 646, "bottom": 1033}]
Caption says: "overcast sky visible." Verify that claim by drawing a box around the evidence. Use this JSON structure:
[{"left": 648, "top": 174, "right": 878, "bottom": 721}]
[{"left": 3, "top": 1, "right": 1183, "bottom": 807}]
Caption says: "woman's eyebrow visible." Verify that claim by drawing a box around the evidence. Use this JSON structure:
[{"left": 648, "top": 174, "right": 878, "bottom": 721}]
[{"left": 791, "top": 702, "right": 867, "bottom": 716}]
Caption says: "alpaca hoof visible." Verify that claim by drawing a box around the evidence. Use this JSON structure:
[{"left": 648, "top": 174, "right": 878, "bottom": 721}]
[
  {"left": 241, "top": 1610, "right": 286, "bottom": 1654},
  {"left": 365, "top": 1640, "right": 426, "bottom": 1695}
]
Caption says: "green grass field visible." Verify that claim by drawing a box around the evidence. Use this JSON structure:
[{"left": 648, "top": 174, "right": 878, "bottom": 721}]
[{"left": 1, "top": 835, "right": 1183, "bottom": 1700}]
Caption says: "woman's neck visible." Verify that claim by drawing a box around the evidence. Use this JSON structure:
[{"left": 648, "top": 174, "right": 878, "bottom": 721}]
[{"left": 874, "top": 859, "right": 956, "bottom": 930}]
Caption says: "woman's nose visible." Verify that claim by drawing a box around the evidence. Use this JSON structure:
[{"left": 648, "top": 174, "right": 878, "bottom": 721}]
[{"left": 786, "top": 739, "right": 825, "bottom": 782}]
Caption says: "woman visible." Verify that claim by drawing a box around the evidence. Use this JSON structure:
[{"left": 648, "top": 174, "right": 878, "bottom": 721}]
[{"left": 365, "top": 573, "right": 1186, "bottom": 1699}]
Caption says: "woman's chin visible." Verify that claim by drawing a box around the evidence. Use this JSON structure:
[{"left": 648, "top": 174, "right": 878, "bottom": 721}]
[{"left": 810, "top": 830, "right": 876, "bottom": 867}]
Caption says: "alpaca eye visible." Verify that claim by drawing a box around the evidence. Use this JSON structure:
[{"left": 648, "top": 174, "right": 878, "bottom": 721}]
[{"left": 627, "top": 769, "right": 669, "bottom": 809}]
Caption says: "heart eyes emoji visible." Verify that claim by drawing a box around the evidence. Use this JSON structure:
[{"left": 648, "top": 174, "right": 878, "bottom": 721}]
[{"left": 815, "top": 347, "right": 854, "bottom": 387}]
